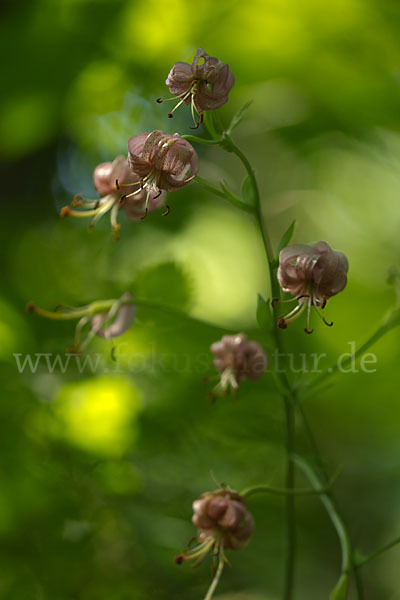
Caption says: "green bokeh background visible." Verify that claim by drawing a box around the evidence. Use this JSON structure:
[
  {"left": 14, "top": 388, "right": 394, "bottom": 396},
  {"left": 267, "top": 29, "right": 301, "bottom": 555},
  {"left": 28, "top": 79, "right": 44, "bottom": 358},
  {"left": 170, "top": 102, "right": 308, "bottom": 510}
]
[{"left": 2, "top": 0, "right": 400, "bottom": 598}]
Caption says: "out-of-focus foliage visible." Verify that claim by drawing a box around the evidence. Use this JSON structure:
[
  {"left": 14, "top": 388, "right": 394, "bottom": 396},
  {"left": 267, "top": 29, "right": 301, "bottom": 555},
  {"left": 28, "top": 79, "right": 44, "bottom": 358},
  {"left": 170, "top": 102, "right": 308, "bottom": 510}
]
[{"left": 2, "top": 0, "right": 400, "bottom": 598}]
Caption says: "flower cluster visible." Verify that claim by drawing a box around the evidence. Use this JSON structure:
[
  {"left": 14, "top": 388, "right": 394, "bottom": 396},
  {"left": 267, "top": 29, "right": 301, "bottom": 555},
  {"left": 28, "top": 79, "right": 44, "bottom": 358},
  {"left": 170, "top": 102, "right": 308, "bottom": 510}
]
[
  {"left": 60, "top": 130, "right": 199, "bottom": 238},
  {"left": 274, "top": 241, "right": 349, "bottom": 333},
  {"left": 210, "top": 333, "right": 267, "bottom": 397},
  {"left": 175, "top": 488, "right": 253, "bottom": 568}
]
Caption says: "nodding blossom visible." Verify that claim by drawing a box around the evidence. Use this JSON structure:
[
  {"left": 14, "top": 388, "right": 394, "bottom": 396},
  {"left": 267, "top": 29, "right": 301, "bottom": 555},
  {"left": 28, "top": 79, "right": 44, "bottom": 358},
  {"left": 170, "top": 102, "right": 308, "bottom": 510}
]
[
  {"left": 158, "top": 48, "right": 235, "bottom": 128},
  {"left": 210, "top": 333, "right": 267, "bottom": 397},
  {"left": 90, "top": 293, "right": 136, "bottom": 340},
  {"left": 126, "top": 130, "right": 199, "bottom": 217},
  {"left": 60, "top": 156, "right": 166, "bottom": 239},
  {"left": 26, "top": 293, "right": 135, "bottom": 355},
  {"left": 274, "top": 241, "right": 349, "bottom": 334},
  {"left": 175, "top": 488, "right": 253, "bottom": 597}
]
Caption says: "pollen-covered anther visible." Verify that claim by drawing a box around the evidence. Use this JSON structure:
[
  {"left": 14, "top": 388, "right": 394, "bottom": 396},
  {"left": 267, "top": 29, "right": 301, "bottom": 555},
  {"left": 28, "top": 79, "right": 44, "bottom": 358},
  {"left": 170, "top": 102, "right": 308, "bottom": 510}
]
[
  {"left": 60, "top": 206, "right": 71, "bottom": 218},
  {"left": 72, "top": 194, "right": 83, "bottom": 207}
]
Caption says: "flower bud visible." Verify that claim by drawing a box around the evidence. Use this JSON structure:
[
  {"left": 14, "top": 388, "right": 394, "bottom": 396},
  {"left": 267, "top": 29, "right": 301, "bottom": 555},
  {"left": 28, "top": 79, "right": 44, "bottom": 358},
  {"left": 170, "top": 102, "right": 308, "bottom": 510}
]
[{"left": 192, "top": 489, "right": 254, "bottom": 550}]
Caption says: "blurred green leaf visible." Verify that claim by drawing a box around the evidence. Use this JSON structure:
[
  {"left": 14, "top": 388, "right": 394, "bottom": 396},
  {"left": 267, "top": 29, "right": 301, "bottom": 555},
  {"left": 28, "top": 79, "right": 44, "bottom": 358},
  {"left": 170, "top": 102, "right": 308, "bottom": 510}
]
[
  {"left": 256, "top": 294, "right": 271, "bottom": 331},
  {"left": 133, "top": 261, "right": 193, "bottom": 310},
  {"left": 329, "top": 573, "right": 349, "bottom": 600},
  {"left": 241, "top": 174, "right": 257, "bottom": 208},
  {"left": 226, "top": 100, "right": 253, "bottom": 134}
]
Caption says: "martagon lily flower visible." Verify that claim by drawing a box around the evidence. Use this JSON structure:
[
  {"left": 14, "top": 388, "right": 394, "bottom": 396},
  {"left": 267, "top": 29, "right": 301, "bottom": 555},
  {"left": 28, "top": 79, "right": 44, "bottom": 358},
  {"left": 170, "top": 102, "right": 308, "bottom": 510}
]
[
  {"left": 274, "top": 241, "right": 349, "bottom": 333},
  {"left": 26, "top": 292, "right": 135, "bottom": 355},
  {"left": 60, "top": 156, "right": 166, "bottom": 240},
  {"left": 175, "top": 488, "right": 254, "bottom": 599},
  {"left": 124, "top": 130, "right": 199, "bottom": 217},
  {"left": 158, "top": 48, "right": 235, "bottom": 128},
  {"left": 210, "top": 333, "right": 267, "bottom": 398}
]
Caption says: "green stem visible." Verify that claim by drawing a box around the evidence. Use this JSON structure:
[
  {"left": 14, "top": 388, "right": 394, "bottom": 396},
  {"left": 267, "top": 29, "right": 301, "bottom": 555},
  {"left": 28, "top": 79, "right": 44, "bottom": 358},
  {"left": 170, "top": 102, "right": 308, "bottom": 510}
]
[
  {"left": 181, "top": 134, "right": 221, "bottom": 146},
  {"left": 303, "top": 307, "right": 400, "bottom": 398},
  {"left": 294, "top": 456, "right": 352, "bottom": 580},
  {"left": 193, "top": 175, "right": 254, "bottom": 213},
  {"left": 355, "top": 534, "right": 400, "bottom": 568},
  {"left": 241, "top": 482, "right": 334, "bottom": 498},
  {"left": 213, "top": 124, "right": 296, "bottom": 600}
]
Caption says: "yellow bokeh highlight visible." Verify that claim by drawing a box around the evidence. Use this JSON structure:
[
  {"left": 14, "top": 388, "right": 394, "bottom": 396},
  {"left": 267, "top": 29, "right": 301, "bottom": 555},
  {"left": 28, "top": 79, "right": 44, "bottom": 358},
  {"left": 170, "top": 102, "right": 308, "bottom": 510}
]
[{"left": 55, "top": 376, "right": 142, "bottom": 456}]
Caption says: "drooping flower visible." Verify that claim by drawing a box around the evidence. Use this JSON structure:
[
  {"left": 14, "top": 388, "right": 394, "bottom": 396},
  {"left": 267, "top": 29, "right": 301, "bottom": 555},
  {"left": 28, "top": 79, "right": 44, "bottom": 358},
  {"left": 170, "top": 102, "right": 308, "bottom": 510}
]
[
  {"left": 125, "top": 130, "right": 199, "bottom": 217},
  {"left": 274, "top": 241, "right": 349, "bottom": 333},
  {"left": 210, "top": 333, "right": 267, "bottom": 398},
  {"left": 26, "top": 293, "right": 135, "bottom": 354},
  {"left": 59, "top": 156, "right": 166, "bottom": 239},
  {"left": 158, "top": 48, "right": 235, "bottom": 128},
  {"left": 175, "top": 488, "right": 254, "bottom": 598}
]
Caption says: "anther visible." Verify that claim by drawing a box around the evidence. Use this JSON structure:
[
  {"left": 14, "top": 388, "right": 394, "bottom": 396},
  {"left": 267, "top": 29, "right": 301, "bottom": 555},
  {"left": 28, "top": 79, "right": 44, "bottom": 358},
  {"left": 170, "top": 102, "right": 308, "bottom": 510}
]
[
  {"left": 140, "top": 207, "right": 149, "bottom": 220},
  {"left": 277, "top": 317, "right": 287, "bottom": 329},
  {"left": 174, "top": 555, "right": 184, "bottom": 565},
  {"left": 323, "top": 318, "right": 333, "bottom": 327},
  {"left": 304, "top": 327, "right": 314, "bottom": 334},
  {"left": 115, "top": 178, "right": 120, "bottom": 190},
  {"left": 72, "top": 194, "right": 83, "bottom": 207},
  {"left": 167, "top": 112, "right": 173, "bottom": 118},
  {"left": 119, "top": 194, "right": 126, "bottom": 204},
  {"left": 26, "top": 301, "right": 35, "bottom": 313},
  {"left": 156, "top": 98, "right": 163, "bottom": 103},
  {"left": 60, "top": 206, "right": 71, "bottom": 218},
  {"left": 162, "top": 204, "right": 170, "bottom": 217}
]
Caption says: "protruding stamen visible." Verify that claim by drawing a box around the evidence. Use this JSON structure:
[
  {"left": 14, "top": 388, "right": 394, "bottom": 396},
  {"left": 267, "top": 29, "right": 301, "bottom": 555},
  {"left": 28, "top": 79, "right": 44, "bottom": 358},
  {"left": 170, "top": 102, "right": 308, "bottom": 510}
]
[
  {"left": 313, "top": 304, "right": 334, "bottom": 327},
  {"left": 305, "top": 298, "right": 313, "bottom": 334},
  {"left": 162, "top": 204, "right": 170, "bottom": 216}
]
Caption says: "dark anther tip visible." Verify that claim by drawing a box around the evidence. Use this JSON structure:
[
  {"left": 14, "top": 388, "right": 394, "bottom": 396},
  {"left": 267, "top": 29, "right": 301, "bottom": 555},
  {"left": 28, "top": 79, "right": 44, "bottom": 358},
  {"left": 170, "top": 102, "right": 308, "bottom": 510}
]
[
  {"left": 271, "top": 297, "right": 279, "bottom": 306},
  {"left": 162, "top": 204, "right": 170, "bottom": 217},
  {"left": 174, "top": 555, "right": 184, "bottom": 565},
  {"left": 119, "top": 194, "right": 126, "bottom": 204},
  {"left": 26, "top": 302, "right": 35, "bottom": 313},
  {"left": 324, "top": 319, "right": 334, "bottom": 327},
  {"left": 167, "top": 112, "right": 173, "bottom": 118},
  {"left": 115, "top": 178, "right": 120, "bottom": 190},
  {"left": 156, "top": 98, "right": 163, "bottom": 103},
  {"left": 304, "top": 328, "right": 314, "bottom": 335},
  {"left": 277, "top": 318, "right": 287, "bottom": 329},
  {"left": 140, "top": 208, "right": 149, "bottom": 220},
  {"left": 189, "top": 122, "right": 200, "bottom": 130}
]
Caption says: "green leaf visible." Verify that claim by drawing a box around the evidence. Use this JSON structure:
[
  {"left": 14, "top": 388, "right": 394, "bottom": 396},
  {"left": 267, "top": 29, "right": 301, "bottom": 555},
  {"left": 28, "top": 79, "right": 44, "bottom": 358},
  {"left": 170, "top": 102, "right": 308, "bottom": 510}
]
[
  {"left": 256, "top": 294, "right": 272, "bottom": 331},
  {"left": 241, "top": 174, "right": 257, "bottom": 207},
  {"left": 226, "top": 100, "right": 253, "bottom": 134},
  {"left": 329, "top": 574, "right": 349, "bottom": 600},
  {"left": 276, "top": 220, "right": 296, "bottom": 256},
  {"left": 133, "top": 262, "right": 193, "bottom": 310}
]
